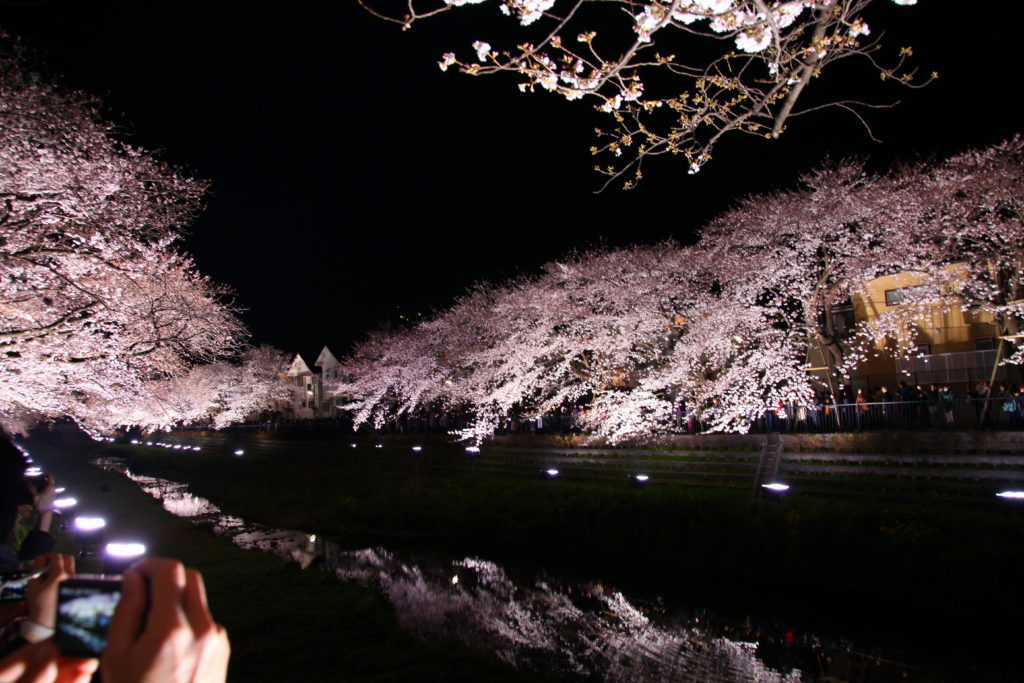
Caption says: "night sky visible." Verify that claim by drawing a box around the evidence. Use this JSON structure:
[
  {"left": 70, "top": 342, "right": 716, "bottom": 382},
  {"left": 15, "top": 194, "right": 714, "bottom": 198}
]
[{"left": 2, "top": 1, "right": 1021, "bottom": 364}]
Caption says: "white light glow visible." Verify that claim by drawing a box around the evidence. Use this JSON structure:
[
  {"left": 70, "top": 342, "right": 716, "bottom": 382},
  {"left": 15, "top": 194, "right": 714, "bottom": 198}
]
[
  {"left": 465, "top": 446, "right": 480, "bottom": 454},
  {"left": 74, "top": 517, "right": 106, "bottom": 531},
  {"left": 146, "top": 442, "right": 153, "bottom": 446},
  {"left": 762, "top": 482, "right": 790, "bottom": 492},
  {"left": 131, "top": 439, "right": 139, "bottom": 445},
  {"left": 996, "top": 490, "right": 1024, "bottom": 499},
  {"left": 106, "top": 542, "right": 146, "bottom": 558},
  {"left": 412, "top": 446, "right": 423, "bottom": 452},
  {"left": 451, "top": 575, "right": 459, "bottom": 585},
  {"left": 546, "top": 469, "right": 559, "bottom": 476},
  {"left": 54, "top": 497, "right": 77, "bottom": 509},
  {"left": 55, "top": 487, "right": 66, "bottom": 493},
  {"left": 635, "top": 474, "right": 650, "bottom": 482},
  {"left": 173, "top": 445, "right": 182, "bottom": 450},
  {"left": 375, "top": 444, "right": 383, "bottom": 449},
  {"left": 234, "top": 449, "right": 244, "bottom": 456},
  {"left": 350, "top": 443, "right": 357, "bottom": 448},
  {"left": 192, "top": 446, "right": 201, "bottom": 452}
]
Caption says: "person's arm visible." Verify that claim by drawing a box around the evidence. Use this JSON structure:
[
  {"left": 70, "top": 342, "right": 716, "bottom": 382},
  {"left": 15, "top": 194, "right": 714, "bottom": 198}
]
[
  {"left": 101, "top": 558, "right": 229, "bottom": 683},
  {"left": 25, "top": 554, "right": 74, "bottom": 631},
  {"left": 32, "top": 475, "right": 56, "bottom": 536},
  {"left": 0, "top": 640, "right": 97, "bottom": 683},
  {"left": 17, "top": 476, "right": 57, "bottom": 562}
]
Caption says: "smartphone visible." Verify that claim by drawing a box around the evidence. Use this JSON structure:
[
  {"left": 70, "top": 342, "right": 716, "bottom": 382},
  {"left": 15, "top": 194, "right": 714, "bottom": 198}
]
[
  {"left": 0, "top": 563, "right": 44, "bottom": 602},
  {"left": 53, "top": 575, "right": 123, "bottom": 657}
]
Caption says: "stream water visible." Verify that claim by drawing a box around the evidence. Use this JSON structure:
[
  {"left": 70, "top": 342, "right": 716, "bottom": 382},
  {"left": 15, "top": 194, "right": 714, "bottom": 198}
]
[{"left": 91, "top": 457, "right": 984, "bottom": 682}]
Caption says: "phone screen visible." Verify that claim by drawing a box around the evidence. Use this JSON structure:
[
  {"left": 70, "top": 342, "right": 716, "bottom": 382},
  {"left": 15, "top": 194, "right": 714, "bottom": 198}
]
[{"left": 54, "top": 576, "right": 123, "bottom": 657}]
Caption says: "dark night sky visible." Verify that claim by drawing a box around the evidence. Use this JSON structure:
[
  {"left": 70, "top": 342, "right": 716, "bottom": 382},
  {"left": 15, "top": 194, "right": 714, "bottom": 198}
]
[{"left": 2, "top": 1, "right": 1021, "bottom": 364}]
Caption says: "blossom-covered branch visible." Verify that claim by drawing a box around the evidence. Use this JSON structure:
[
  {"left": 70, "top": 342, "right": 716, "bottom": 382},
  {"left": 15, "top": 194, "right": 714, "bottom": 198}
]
[{"left": 366, "top": 0, "right": 929, "bottom": 187}]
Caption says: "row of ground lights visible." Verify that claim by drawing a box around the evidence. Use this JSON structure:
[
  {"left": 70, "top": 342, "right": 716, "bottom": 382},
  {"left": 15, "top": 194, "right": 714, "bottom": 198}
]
[
  {"left": 20, "top": 447, "right": 146, "bottom": 570},
  {"left": 344, "top": 444, "right": 482, "bottom": 454},
  {"left": 120, "top": 439, "right": 1024, "bottom": 501},
  {"left": 131, "top": 439, "right": 245, "bottom": 456}
]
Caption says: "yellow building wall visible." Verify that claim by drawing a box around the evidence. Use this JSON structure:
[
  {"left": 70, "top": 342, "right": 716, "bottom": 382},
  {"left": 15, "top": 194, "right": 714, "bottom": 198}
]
[{"left": 846, "top": 267, "right": 998, "bottom": 390}]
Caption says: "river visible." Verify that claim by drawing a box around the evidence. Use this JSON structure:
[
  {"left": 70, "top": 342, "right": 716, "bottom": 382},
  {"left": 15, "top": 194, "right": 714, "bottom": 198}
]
[{"left": 91, "top": 457, "right": 999, "bottom": 682}]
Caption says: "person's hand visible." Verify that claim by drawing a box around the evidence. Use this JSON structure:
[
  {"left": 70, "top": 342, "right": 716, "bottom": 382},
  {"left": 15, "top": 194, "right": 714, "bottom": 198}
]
[
  {"left": 30, "top": 475, "right": 56, "bottom": 515},
  {"left": 0, "top": 640, "right": 97, "bottom": 683},
  {"left": 25, "top": 554, "right": 74, "bottom": 630},
  {"left": 101, "top": 558, "right": 229, "bottom": 683}
]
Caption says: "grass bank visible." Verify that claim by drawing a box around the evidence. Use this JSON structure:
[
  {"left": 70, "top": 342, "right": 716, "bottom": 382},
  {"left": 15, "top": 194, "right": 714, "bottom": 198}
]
[
  {"left": 108, "top": 437, "right": 1024, "bottom": 620},
  {"left": 25, "top": 430, "right": 553, "bottom": 683}
]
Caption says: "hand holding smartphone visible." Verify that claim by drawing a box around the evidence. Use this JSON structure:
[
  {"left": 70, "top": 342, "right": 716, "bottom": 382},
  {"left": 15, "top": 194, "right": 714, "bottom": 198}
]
[
  {"left": 46, "top": 558, "right": 229, "bottom": 682},
  {"left": 53, "top": 575, "right": 122, "bottom": 658}
]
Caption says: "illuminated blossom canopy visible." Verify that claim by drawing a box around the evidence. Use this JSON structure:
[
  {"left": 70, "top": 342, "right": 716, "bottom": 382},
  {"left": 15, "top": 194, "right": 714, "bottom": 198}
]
[
  {"left": 366, "top": 0, "right": 929, "bottom": 188},
  {"left": 118, "top": 346, "right": 296, "bottom": 432},
  {"left": 0, "top": 42, "right": 246, "bottom": 434},
  {"left": 333, "top": 138, "right": 1023, "bottom": 443},
  {"left": 334, "top": 245, "right": 815, "bottom": 442}
]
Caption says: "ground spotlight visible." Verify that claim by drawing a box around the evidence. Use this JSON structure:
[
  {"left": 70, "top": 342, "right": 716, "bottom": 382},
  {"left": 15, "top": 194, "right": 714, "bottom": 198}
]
[
  {"left": 634, "top": 474, "right": 650, "bottom": 483},
  {"left": 233, "top": 449, "right": 244, "bottom": 456},
  {"left": 73, "top": 517, "right": 106, "bottom": 550},
  {"left": 412, "top": 446, "right": 423, "bottom": 452},
  {"left": 192, "top": 446, "right": 201, "bottom": 452},
  {"left": 103, "top": 542, "right": 147, "bottom": 572},
  {"left": 762, "top": 482, "right": 790, "bottom": 492},
  {"left": 465, "top": 446, "right": 480, "bottom": 454},
  {"left": 545, "top": 468, "right": 559, "bottom": 477},
  {"left": 996, "top": 490, "right": 1024, "bottom": 499}
]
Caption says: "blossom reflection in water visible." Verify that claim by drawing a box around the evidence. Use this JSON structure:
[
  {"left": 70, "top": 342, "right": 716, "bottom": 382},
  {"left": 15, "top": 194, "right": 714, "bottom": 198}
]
[{"left": 95, "top": 457, "right": 835, "bottom": 682}]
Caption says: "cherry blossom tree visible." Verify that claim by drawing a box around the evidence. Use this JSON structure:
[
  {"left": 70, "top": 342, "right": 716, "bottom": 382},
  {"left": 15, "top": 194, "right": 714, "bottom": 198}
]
[
  {"left": 119, "top": 346, "right": 295, "bottom": 431},
  {"left": 0, "top": 41, "right": 245, "bottom": 434},
  {"left": 335, "top": 140, "right": 1024, "bottom": 441},
  {"left": 698, "top": 158, "right": 936, "bottom": 389},
  {"left": 365, "top": 0, "right": 929, "bottom": 187},
  {"left": 335, "top": 244, "right": 814, "bottom": 442},
  {"left": 862, "top": 138, "right": 1024, "bottom": 396}
]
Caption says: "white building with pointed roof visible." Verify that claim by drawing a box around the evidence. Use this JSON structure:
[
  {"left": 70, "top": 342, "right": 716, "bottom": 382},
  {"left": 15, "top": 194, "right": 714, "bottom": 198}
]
[
  {"left": 283, "top": 353, "right": 320, "bottom": 420},
  {"left": 315, "top": 346, "right": 342, "bottom": 418}
]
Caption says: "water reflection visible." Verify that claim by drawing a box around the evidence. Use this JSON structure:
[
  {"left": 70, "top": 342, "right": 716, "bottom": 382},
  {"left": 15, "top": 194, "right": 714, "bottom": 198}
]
[{"left": 94, "top": 457, "right": 912, "bottom": 682}]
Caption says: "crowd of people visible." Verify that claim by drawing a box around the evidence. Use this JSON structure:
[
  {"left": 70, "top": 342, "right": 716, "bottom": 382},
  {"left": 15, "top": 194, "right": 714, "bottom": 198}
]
[
  {"left": 0, "top": 437, "right": 230, "bottom": 683},
  {"left": 751, "top": 381, "right": 1024, "bottom": 434}
]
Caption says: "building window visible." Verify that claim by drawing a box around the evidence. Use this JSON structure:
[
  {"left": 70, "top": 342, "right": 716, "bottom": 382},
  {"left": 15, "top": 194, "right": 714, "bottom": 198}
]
[
  {"left": 885, "top": 286, "right": 925, "bottom": 306},
  {"left": 830, "top": 305, "right": 855, "bottom": 337},
  {"left": 974, "top": 337, "right": 996, "bottom": 351}
]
